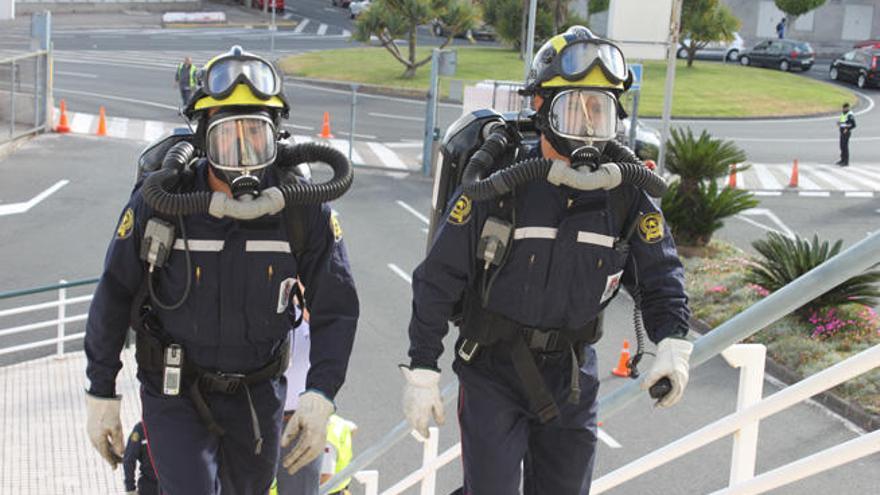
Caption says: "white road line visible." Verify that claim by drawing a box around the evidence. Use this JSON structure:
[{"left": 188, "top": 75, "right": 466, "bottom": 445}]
[
  {"left": 727, "top": 136, "right": 880, "bottom": 143},
  {"left": 753, "top": 191, "right": 783, "bottom": 196},
  {"left": 143, "top": 121, "right": 166, "bottom": 143},
  {"left": 284, "top": 123, "right": 315, "bottom": 131},
  {"left": 0, "top": 180, "right": 69, "bottom": 216},
  {"left": 294, "top": 19, "right": 310, "bottom": 33},
  {"left": 55, "top": 88, "right": 179, "bottom": 111},
  {"left": 284, "top": 81, "right": 462, "bottom": 108},
  {"left": 751, "top": 163, "right": 784, "bottom": 190},
  {"left": 55, "top": 70, "right": 97, "bottom": 78},
  {"left": 369, "top": 112, "right": 425, "bottom": 122},
  {"left": 342, "top": 29, "right": 351, "bottom": 37},
  {"left": 799, "top": 191, "right": 832, "bottom": 197},
  {"left": 70, "top": 112, "right": 94, "bottom": 134},
  {"left": 740, "top": 208, "right": 795, "bottom": 238},
  {"left": 735, "top": 214, "right": 788, "bottom": 237},
  {"left": 107, "top": 116, "right": 128, "bottom": 138},
  {"left": 396, "top": 200, "right": 430, "bottom": 225},
  {"left": 844, "top": 166, "right": 880, "bottom": 185},
  {"left": 845, "top": 191, "right": 875, "bottom": 198},
  {"left": 328, "top": 139, "right": 365, "bottom": 164},
  {"left": 597, "top": 428, "right": 622, "bottom": 449},
  {"left": 384, "top": 141, "right": 424, "bottom": 148},
  {"left": 810, "top": 166, "right": 859, "bottom": 191},
  {"left": 367, "top": 142, "right": 409, "bottom": 170},
  {"left": 316, "top": 23, "right": 328, "bottom": 35},
  {"left": 387, "top": 263, "right": 412, "bottom": 284}
]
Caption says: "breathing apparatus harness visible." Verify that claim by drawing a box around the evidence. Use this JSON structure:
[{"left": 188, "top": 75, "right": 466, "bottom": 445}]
[
  {"left": 130, "top": 129, "right": 352, "bottom": 453},
  {"left": 434, "top": 108, "right": 667, "bottom": 422}
]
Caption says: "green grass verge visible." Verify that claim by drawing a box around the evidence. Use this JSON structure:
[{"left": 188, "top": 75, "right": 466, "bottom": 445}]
[
  {"left": 683, "top": 240, "right": 880, "bottom": 415},
  {"left": 278, "top": 47, "right": 856, "bottom": 118}
]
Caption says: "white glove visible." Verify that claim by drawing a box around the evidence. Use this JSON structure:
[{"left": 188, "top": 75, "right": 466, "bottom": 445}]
[
  {"left": 400, "top": 366, "right": 445, "bottom": 438},
  {"left": 281, "top": 391, "right": 335, "bottom": 475},
  {"left": 85, "top": 393, "right": 124, "bottom": 469},
  {"left": 641, "top": 338, "right": 694, "bottom": 408}
]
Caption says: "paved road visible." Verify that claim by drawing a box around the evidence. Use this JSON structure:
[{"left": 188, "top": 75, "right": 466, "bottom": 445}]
[{"left": 1, "top": 134, "right": 878, "bottom": 493}]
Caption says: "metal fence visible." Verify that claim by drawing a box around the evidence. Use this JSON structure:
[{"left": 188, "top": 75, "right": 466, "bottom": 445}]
[{"left": 0, "top": 50, "right": 51, "bottom": 145}]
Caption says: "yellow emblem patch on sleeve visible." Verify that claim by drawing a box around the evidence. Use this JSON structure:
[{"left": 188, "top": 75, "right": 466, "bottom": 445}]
[
  {"left": 116, "top": 208, "right": 135, "bottom": 240},
  {"left": 130, "top": 431, "right": 139, "bottom": 442},
  {"left": 447, "top": 195, "right": 472, "bottom": 225},
  {"left": 330, "top": 213, "right": 343, "bottom": 242},
  {"left": 638, "top": 212, "right": 664, "bottom": 244}
]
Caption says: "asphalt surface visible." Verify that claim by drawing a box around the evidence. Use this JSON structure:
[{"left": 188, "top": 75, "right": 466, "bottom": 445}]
[{"left": 1, "top": 134, "right": 878, "bottom": 494}]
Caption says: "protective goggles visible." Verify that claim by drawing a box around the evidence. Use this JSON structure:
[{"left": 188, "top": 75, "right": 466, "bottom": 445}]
[
  {"left": 553, "top": 39, "right": 628, "bottom": 84},
  {"left": 204, "top": 56, "right": 282, "bottom": 101},
  {"left": 206, "top": 114, "right": 277, "bottom": 171},
  {"left": 547, "top": 89, "right": 618, "bottom": 141}
]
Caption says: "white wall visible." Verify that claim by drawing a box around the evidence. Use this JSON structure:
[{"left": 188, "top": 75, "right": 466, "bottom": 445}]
[
  {"left": 842, "top": 4, "right": 874, "bottom": 41},
  {"left": 606, "top": 0, "right": 673, "bottom": 60},
  {"left": 0, "top": 0, "right": 13, "bottom": 20}
]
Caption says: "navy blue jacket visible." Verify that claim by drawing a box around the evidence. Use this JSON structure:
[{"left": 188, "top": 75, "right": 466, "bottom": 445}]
[
  {"left": 85, "top": 161, "right": 359, "bottom": 400},
  {"left": 408, "top": 161, "right": 690, "bottom": 370},
  {"left": 122, "top": 422, "right": 156, "bottom": 491}
]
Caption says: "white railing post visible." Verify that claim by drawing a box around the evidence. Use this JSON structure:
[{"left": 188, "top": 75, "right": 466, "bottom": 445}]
[
  {"left": 419, "top": 428, "right": 440, "bottom": 495},
  {"left": 56, "top": 279, "right": 66, "bottom": 357},
  {"left": 354, "top": 470, "right": 380, "bottom": 495},
  {"left": 721, "top": 344, "right": 767, "bottom": 485}
]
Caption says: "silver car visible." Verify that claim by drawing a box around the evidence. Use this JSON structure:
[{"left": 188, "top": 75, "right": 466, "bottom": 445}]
[{"left": 677, "top": 32, "right": 744, "bottom": 62}]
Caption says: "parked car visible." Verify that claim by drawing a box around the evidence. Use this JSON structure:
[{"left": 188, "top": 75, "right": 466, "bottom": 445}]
[
  {"left": 830, "top": 48, "right": 879, "bottom": 88},
  {"left": 677, "top": 32, "right": 744, "bottom": 62},
  {"left": 739, "top": 39, "right": 815, "bottom": 72},
  {"left": 431, "top": 20, "right": 496, "bottom": 41},
  {"left": 349, "top": 0, "right": 371, "bottom": 18},
  {"left": 854, "top": 40, "right": 880, "bottom": 49},
  {"left": 619, "top": 118, "right": 661, "bottom": 161},
  {"left": 331, "top": 0, "right": 352, "bottom": 8}
]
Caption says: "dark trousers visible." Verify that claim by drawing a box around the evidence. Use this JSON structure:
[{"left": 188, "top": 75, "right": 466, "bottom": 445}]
[
  {"left": 179, "top": 87, "right": 192, "bottom": 107},
  {"left": 137, "top": 476, "right": 159, "bottom": 495},
  {"left": 140, "top": 377, "right": 286, "bottom": 495},
  {"left": 840, "top": 131, "right": 851, "bottom": 164},
  {"left": 453, "top": 342, "right": 600, "bottom": 495}
]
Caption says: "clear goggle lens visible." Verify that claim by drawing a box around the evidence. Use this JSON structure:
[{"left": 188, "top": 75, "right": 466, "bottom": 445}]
[
  {"left": 558, "top": 42, "right": 627, "bottom": 82},
  {"left": 207, "top": 58, "right": 279, "bottom": 97}
]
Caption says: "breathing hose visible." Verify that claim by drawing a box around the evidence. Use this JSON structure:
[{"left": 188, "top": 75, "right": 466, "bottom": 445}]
[
  {"left": 460, "top": 127, "right": 667, "bottom": 201},
  {"left": 141, "top": 140, "right": 353, "bottom": 218}
]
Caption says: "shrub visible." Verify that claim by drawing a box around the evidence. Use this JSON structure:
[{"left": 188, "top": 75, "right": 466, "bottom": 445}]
[
  {"left": 662, "top": 179, "right": 758, "bottom": 246},
  {"left": 745, "top": 232, "right": 880, "bottom": 314}
]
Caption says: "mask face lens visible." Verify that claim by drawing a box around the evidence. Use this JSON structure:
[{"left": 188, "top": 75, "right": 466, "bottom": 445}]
[
  {"left": 207, "top": 116, "right": 276, "bottom": 169},
  {"left": 548, "top": 90, "right": 618, "bottom": 141},
  {"left": 559, "top": 41, "right": 627, "bottom": 82}
]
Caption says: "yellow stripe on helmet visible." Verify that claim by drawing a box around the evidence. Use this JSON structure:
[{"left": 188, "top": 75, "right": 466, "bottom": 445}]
[
  {"left": 540, "top": 65, "right": 624, "bottom": 90},
  {"left": 193, "top": 84, "right": 285, "bottom": 111}
]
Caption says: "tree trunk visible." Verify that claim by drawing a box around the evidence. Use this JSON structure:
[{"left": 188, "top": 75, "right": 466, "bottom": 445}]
[{"left": 405, "top": 24, "right": 417, "bottom": 79}]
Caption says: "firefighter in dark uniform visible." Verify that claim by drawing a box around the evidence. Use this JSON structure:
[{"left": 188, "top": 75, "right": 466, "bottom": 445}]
[
  {"left": 84, "top": 47, "right": 359, "bottom": 495},
  {"left": 401, "top": 27, "right": 693, "bottom": 494},
  {"left": 122, "top": 421, "right": 158, "bottom": 495}
]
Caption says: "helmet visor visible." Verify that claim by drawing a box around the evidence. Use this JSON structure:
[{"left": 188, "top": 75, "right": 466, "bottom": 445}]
[
  {"left": 206, "top": 115, "right": 277, "bottom": 170},
  {"left": 558, "top": 40, "right": 627, "bottom": 83},
  {"left": 548, "top": 90, "right": 618, "bottom": 141},
  {"left": 206, "top": 58, "right": 280, "bottom": 99}
]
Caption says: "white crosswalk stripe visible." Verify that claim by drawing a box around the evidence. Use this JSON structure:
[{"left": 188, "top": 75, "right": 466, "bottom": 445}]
[
  {"left": 718, "top": 162, "right": 880, "bottom": 196},
  {"left": 52, "top": 109, "right": 419, "bottom": 171}
]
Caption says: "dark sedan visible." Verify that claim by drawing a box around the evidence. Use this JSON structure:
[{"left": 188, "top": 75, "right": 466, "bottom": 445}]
[
  {"left": 739, "top": 39, "right": 815, "bottom": 72},
  {"left": 830, "top": 48, "right": 879, "bottom": 89}
]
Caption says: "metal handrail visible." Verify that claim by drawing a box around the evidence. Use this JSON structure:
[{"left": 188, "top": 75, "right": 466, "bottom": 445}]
[
  {"left": 0, "top": 277, "right": 99, "bottom": 300},
  {"left": 0, "top": 50, "right": 48, "bottom": 65},
  {"left": 321, "top": 229, "right": 880, "bottom": 493}
]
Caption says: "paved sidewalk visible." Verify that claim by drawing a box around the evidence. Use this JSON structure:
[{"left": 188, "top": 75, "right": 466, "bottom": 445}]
[{"left": 0, "top": 349, "right": 140, "bottom": 494}]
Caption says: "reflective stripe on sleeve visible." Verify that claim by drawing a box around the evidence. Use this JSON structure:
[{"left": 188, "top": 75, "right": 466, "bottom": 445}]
[
  {"left": 513, "top": 227, "right": 558, "bottom": 240},
  {"left": 245, "top": 240, "right": 292, "bottom": 253},
  {"left": 172, "top": 239, "right": 225, "bottom": 251},
  {"left": 576, "top": 231, "right": 616, "bottom": 248}
]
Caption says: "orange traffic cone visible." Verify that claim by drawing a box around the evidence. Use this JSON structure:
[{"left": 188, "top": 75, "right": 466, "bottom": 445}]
[
  {"left": 317, "top": 111, "right": 334, "bottom": 139},
  {"left": 788, "top": 159, "right": 799, "bottom": 188},
  {"left": 611, "top": 340, "right": 631, "bottom": 377},
  {"left": 727, "top": 164, "right": 737, "bottom": 188},
  {"left": 96, "top": 106, "right": 107, "bottom": 136},
  {"left": 56, "top": 99, "right": 70, "bottom": 133}
]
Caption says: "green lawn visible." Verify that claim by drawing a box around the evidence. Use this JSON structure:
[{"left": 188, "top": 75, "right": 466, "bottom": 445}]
[{"left": 278, "top": 47, "right": 856, "bottom": 118}]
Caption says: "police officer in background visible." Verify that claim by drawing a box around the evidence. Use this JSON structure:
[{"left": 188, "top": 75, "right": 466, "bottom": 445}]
[
  {"left": 837, "top": 102, "right": 856, "bottom": 167},
  {"left": 122, "top": 422, "right": 158, "bottom": 495},
  {"left": 175, "top": 56, "right": 197, "bottom": 107},
  {"left": 401, "top": 27, "right": 693, "bottom": 494},
  {"left": 84, "top": 47, "right": 359, "bottom": 494}
]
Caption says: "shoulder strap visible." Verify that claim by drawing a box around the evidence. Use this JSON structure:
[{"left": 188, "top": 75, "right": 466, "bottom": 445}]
[{"left": 283, "top": 203, "right": 308, "bottom": 260}]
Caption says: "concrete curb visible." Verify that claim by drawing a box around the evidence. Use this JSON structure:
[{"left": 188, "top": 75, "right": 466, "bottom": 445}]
[
  {"left": 689, "top": 317, "right": 880, "bottom": 432},
  {"left": 162, "top": 20, "right": 297, "bottom": 29}
]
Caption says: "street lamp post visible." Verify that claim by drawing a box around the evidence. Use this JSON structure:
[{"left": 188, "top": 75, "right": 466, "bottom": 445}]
[{"left": 657, "top": 0, "right": 684, "bottom": 177}]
